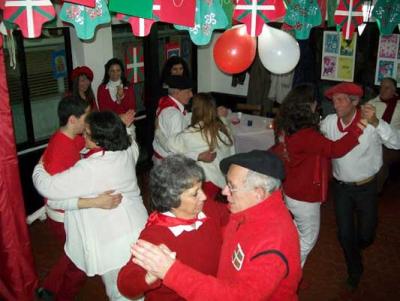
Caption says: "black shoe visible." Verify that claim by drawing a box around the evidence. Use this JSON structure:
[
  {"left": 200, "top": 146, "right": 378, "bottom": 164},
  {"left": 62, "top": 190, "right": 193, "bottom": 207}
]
[
  {"left": 36, "top": 287, "right": 55, "bottom": 301},
  {"left": 346, "top": 274, "right": 361, "bottom": 289}
]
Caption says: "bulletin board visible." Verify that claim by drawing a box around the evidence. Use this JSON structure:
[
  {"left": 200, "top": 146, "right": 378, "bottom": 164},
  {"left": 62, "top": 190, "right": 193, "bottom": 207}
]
[{"left": 374, "top": 34, "right": 400, "bottom": 87}]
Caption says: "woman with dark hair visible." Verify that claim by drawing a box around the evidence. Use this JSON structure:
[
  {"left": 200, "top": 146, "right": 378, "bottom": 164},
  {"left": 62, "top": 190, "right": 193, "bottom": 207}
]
[
  {"left": 166, "top": 93, "right": 234, "bottom": 193},
  {"left": 273, "top": 83, "right": 365, "bottom": 268},
  {"left": 97, "top": 58, "right": 136, "bottom": 125},
  {"left": 160, "top": 56, "right": 190, "bottom": 91},
  {"left": 33, "top": 111, "right": 148, "bottom": 301},
  {"left": 70, "top": 66, "right": 97, "bottom": 110},
  {"left": 117, "top": 155, "right": 228, "bottom": 301}
]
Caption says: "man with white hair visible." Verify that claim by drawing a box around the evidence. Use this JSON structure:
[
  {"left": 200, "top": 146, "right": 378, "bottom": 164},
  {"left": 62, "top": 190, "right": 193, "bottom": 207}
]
[{"left": 130, "top": 150, "right": 302, "bottom": 301}]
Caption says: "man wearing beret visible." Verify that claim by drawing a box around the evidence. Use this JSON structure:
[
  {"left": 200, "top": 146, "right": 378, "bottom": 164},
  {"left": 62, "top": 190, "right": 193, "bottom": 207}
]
[
  {"left": 153, "top": 75, "right": 216, "bottom": 164},
  {"left": 321, "top": 82, "right": 400, "bottom": 289},
  {"left": 130, "top": 150, "right": 302, "bottom": 301}
]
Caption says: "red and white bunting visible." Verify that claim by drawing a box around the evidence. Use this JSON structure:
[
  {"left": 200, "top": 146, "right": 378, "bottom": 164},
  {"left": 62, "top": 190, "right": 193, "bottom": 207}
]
[
  {"left": 235, "top": 1, "right": 275, "bottom": 36},
  {"left": 334, "top": 0, "right": 363, "bottom": 40}
]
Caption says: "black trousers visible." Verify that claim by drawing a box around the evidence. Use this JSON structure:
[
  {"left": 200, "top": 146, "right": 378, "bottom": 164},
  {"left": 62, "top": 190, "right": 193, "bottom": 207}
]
[{"left": 333, "top": 178, "right": 378, "bottom": 276}]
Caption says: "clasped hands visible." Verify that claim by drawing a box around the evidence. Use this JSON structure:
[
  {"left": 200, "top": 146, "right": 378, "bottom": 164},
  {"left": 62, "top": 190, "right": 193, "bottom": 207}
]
[{"left": 131, "top": 240, "right": 176, "bottom": 285}]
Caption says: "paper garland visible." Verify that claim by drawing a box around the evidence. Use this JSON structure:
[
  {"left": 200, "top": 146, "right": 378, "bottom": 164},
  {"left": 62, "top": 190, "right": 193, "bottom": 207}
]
[
  {"left": 175, "top": 0, "right": 228, "bottom": 46},
  {"left": 372, "top": 0, "right": 400, "bottom": 36},
  {"left": 59, "top": 0, "right": 111, "bottom": 40},
  {"left": 4, "top": 0, "right": 56, "bottom": 38},
  {"left": 233, "top": 0, "right": 286, "bottom": 37},
  {"left": 284, "top": 0, "right": 322, "bottom": 40},
  {"left": 334, "top": 0, "right": 363, "bottom": 41}
]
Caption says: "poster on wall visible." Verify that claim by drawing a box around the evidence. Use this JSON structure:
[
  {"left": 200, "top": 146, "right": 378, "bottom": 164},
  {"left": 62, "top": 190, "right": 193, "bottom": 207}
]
[
  {"left": 374, "top": 34, "right": 400, "bottom": 87},
  {"left": 51, "top": 50, "right": 67, "bottom": 79},
  {"left": 165, "top": 42, "right": 181, "bottom": 59},
  {"left": 321, "top": 31, "right": 357, "bottom": 82},
  {"left": 125, "top": 44, "right": 145, "bottom": 84}
]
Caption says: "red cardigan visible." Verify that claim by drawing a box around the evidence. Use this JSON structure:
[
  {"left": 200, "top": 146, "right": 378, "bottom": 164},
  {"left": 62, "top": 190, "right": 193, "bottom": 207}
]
[
  {"left": 281, "top": 127, "right": 361, "bottom": 202},
  {"left": 117, "top": 200, "right": 228, "bottom": 301},
  {"left": 97, "top": 83, "right": 135, "bottom": 115},
  {"left": 163, "top": 190, "right": 302, "bottom": 301}
]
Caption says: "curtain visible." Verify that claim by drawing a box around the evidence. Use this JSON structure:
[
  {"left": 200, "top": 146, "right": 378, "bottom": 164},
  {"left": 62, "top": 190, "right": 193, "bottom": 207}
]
[{"left": 0, "top": 34, "right": 38, "bottom": 301}]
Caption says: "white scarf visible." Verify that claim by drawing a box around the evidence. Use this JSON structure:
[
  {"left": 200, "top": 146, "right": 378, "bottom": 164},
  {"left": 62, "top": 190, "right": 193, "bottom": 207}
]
[{"left": 106, "top": 79, "right": 122, "bottom": 102}]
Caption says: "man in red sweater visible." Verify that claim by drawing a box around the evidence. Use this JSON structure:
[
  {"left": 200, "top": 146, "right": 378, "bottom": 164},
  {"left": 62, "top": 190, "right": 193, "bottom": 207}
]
[
  {"left": 130, "top": 150, "right": 302, "bottom": 301},
  {"left": 37, "top": 96, "right": 90, "bottom": 301}
]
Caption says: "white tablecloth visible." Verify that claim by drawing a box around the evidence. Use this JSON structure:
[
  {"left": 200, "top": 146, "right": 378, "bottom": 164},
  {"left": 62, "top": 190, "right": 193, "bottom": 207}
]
[{"left": 230, "top": 113, "right": 275, "bottom": 153}]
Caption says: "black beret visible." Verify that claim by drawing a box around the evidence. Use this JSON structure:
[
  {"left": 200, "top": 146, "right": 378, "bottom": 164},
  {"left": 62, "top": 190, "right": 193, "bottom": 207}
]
[
  {"left": 165, "top": 75, "right": 193, "bottom": 89},
  {"left": 220, "top": 150, "right": 285, "bottom": 180}
]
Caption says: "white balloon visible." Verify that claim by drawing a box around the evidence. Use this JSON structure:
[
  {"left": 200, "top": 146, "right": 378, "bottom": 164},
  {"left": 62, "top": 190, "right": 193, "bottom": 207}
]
[{"left": 258, "top": 25, "right": 300, "bottom": 74}]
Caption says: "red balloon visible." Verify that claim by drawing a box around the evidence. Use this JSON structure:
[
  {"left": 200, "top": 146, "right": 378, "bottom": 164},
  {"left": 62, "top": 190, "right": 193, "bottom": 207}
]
[{"left": 213, "top": 25, "right": 256, "bottom": 74}]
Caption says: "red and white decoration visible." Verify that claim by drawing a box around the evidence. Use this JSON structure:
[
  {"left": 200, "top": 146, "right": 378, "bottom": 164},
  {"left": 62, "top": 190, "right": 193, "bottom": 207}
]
[
  {"left": 334, "top": 0, "right": 363, "bottom": 40},
  {"left": 116, "top": 2, "right": 161, "bottom": 37},
  {"left": 4, "top": 0, "right": 55, "bottom": 38},
  {"left": 125, "top": 46, "right": 144, "bottom": 84},
  {"left": 64, "top": 0, "right": 95, "bottom": 8},
  {"left": 233, "top": 0, "right": 286, "bottom": 37}
]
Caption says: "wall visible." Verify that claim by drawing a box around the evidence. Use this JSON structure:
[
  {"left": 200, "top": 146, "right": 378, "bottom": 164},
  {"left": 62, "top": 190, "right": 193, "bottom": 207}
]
[{"left": 197, "top": 33, "right": 249, "bottom": 96}]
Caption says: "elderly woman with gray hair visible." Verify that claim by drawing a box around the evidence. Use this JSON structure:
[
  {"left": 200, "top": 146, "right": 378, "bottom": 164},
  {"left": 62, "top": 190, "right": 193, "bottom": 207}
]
[{"left": 117, "top": 155, "right": 228, "bottom": 301}]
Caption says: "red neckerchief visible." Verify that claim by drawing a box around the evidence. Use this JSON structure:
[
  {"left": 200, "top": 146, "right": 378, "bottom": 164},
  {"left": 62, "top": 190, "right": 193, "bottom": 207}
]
[
  {"left": 337, "top": 109, "right": 361, "bottom": 133},
  {"left": 83, "top": 147, "right": 104, "bottom": 158},
  {"left": 381, "top": 96, "right": 399, "bottom": 123},
  {"left": 145, "top": 211, "right": 208, "bottom": 228},
  {"left": 156, "top": 96, "right": 186, "bottom": 117}
]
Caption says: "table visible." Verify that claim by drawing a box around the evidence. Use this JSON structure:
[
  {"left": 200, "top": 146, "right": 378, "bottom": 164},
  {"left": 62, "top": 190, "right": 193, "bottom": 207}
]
[{"left": 230, "top": 113, "right": 275, "bottom": 154}]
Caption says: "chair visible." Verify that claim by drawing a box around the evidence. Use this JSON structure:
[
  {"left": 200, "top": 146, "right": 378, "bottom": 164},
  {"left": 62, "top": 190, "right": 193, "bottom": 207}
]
[{"left": 236, "top": 103, "right": 263, "bottom": 116}]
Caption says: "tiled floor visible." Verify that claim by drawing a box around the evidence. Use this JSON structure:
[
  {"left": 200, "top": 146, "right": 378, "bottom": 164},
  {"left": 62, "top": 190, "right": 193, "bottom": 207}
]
[{"left": 30, "top": 171, "right": 400, "bottom": 300}]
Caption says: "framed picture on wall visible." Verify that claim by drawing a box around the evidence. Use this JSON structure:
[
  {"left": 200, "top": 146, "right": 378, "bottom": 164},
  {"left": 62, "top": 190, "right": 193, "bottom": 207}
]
[
  {"left": 321, "top": 31, "right": 357, "bottom": 82},
  {"left": 375, "top": 34, "right": 400, "bottom": 87}
]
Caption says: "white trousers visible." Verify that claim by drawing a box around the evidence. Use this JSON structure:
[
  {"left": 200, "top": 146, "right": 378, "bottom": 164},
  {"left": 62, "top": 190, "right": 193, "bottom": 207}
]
[
  {"left": 284, "top": 194, "right": 321, "bottom": 268},
  {"left": 101, "top": 268, "right": 144, "bottom": 301}
]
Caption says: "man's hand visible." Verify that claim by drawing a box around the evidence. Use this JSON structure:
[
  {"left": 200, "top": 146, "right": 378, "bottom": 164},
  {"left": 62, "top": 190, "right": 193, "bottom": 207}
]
[
  {"left": 131, "top": 240, "right": 176, "bottom": 280},
  {"left": 217, "top": 106, "right": 229, "bottom": 118},
  {"left": 357, "top": 118, "right": 368, "bottom": 131},
  {"left": 94, "top": 190, "right": 122, "bottom": 209},
  {"left": 120, "top": 110, "right": 136, "bottom": 127},
  {"left": 198, "top": 150, "right": 216, "bottom": 162},
  {"left": 361, "top": 104, "right": 379, "bottom": 128}
]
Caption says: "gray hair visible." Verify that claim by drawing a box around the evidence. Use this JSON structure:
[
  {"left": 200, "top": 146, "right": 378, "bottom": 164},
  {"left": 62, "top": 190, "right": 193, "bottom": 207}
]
[
  {"left": 168, "top": 88, "right": 179, "bottom": 96},
  {"left": 243, "top": 170, "right": 281, "bottom": 193},
  {"left": 348, "top": 95, "right": 360, "bottom": 103},
  {"left": 149, "top": 155, "right": 205, "bottom": 212}
]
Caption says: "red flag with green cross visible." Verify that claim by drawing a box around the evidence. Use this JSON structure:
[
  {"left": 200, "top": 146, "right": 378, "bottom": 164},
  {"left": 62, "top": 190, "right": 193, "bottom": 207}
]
[
  {"left": 4, "top": 0, "right": 56, "bottom": 38},
  {"left": 125, "top": 45, "right": 145, "bottom": 84}
]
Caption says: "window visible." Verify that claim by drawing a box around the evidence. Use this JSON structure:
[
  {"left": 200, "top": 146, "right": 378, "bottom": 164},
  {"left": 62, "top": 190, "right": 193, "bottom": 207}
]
[{"left": 4, "top": 28, "right": 72, "bottom": 150}]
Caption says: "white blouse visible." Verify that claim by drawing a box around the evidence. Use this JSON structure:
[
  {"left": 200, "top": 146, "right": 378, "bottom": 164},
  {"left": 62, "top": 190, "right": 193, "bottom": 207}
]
[{"left": 32, "top": 140, "right": 148, "bottom": 276}]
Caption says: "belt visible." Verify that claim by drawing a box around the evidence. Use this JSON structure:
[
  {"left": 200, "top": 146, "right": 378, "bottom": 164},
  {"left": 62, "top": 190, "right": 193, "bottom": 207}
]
[{"left": 335, "top": 175, "right": 375, "bottom": 186}]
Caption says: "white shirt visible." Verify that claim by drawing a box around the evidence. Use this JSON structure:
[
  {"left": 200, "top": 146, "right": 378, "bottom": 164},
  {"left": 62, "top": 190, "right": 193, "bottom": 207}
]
[
  {"left": 367, "top": 96, "right": 400, "bottom": 130},
  {"left": 32, "top": 139, "right": 148, "bottom": 276},
  {"left": 166, "top": 120, "right": 235, "bottom": 188},
  {"left": 153, "top": 96, "right": 198, "bottom": 160},
  {"left": 321, "top": 113, "right": 400, "bottom": 182}
]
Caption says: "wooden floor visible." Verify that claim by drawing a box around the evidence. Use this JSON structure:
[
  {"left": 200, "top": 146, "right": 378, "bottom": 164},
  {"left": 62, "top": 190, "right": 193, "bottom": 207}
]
[{"left": 30, "top": 170, "right": 400, "bottom": 300}]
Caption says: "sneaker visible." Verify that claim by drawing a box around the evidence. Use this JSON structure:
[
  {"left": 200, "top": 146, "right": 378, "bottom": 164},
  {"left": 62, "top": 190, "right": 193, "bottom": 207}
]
[{"left": 36, "top": 287, "right": 55, "bottom": 301}]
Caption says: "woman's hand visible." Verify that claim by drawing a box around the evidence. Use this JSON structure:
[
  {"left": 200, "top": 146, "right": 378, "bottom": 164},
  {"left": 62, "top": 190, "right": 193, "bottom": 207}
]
[
  {"left": 94, "top": 190, "right": 122, "bottom": 209},
  {"left": 197, "top": 150, "right": 216, "bottom": 162},
  {"left": 131, "top": 240, "right": 176, "bottom": 280},
  {"left": 116, "top": 85, "right": 125, "bottom": 103},
  {"left": 120, "top": 110, "right": 136, "bottom": 127}
]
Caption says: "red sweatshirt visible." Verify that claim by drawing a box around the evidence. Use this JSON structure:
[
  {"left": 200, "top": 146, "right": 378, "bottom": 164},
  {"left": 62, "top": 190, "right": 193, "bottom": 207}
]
[
  {"left": 97, "top": 83, "right": 136, "bottom": 115},
  {"left": 117, "top": 200, "right": 228, "bottom": 301},
  {"left": 282, "top": 127, "right": 361, "bottom": 202},
  {"left": 42, "top": 131, "right": 85, "bottom": 218},
  {"left": 162, "top": 190, "right": 302, "bottom": 301}
]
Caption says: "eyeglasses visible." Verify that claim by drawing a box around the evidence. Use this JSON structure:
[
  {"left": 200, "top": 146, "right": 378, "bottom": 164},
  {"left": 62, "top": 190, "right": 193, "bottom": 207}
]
[{"left": 226, "top": 183, "right": 250, "bottom": 194}]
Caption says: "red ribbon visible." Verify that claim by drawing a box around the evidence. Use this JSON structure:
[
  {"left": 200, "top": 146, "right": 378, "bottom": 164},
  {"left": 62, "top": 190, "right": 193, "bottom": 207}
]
[
  {"left": 145, "top": 211, "right": 208, "bottom": 228},
  {"left": 337, "top": 109, "right": 361, "bottom": 133}
]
